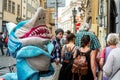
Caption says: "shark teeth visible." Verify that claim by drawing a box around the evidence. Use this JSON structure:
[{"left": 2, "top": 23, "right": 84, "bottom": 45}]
[
  {"left": 28, "top": 26, "right": 51, "bottom": 38},
  {"left": 20, "top": 25, "right": 51, "bottom": 39}
]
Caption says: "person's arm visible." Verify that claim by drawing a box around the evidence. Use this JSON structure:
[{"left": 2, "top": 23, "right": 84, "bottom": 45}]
[
  {"left": 99, "top": 48, "right": 106, "bottom": 69},
  {"left": 103, "top": 51, "right": 114, "bottom": 78},
  {"left": 90, "top": 50, "right": 97, "bottom": 80},
  {"left": 99, "top": 58, "right": 104, "bottom": 70},
  {"left": 73, "top": 49, "right": 77, "bottom": 59},
  {"left": 61, "top": 45, "right": 65, "bottom": 58}
]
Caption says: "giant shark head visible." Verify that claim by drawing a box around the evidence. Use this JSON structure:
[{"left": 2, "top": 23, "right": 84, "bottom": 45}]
[
  {"left": 13, "top": 7, "right": 51, "bottom": 47},
  {"left": 6, "top": 7, "right": 53, "bottom": 57}
]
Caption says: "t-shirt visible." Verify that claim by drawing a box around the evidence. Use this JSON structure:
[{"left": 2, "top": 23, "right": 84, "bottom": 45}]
[{"left": 100, "top": 46, "right": 115, "bottom": 62}]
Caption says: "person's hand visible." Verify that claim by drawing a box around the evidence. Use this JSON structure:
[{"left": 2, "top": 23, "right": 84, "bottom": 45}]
[
  {"left": 94, "top": 77, "right": 97, "bottom": 80},
  {"left": 2, "top": 39, "right": 4, "bottom": 42},
  {"left": 55, "top": 59, "right": 59, "bottom": 65}
]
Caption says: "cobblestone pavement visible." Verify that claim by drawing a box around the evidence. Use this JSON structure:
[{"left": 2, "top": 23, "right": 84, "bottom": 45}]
[{"left": 0, "top": 48, "right": 16, "bottom": 75}]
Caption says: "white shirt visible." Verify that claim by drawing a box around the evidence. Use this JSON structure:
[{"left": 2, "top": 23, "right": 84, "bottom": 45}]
[{"left": 103, "top": 47, "right": 120, "bottom": 79}]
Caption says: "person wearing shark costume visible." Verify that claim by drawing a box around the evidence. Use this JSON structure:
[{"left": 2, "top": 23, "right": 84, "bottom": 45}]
[{"left": 0, "top": 7, "right": 54, "bottom": 80}]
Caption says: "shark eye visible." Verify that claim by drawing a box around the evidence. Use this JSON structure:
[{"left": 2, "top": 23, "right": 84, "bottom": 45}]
[
  {"left": 39, "top": 18, "right": 41, "bottom": 20},
  {"left": 43, "top": 17, "right": 45, "bottom": 19}
]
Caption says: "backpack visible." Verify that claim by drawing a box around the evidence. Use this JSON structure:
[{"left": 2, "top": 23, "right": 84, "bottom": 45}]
[
  {"left": 72, "top": 49, "right": 88, "bottom": 76},
  {"left": 64, "top": 45, "right": 75, "bottom": 60}
]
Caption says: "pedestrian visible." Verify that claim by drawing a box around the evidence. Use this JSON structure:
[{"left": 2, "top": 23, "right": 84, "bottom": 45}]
[
  {"left": 60, "top": 30, "right": 71, "bottom": 46},
  {"left": 73, "top": 35, "right": 96, "bottom": 80},
  {"left": 51, "top": 28, "right": 64, "bottom": 80},
  {"left": 4, "top": 35, "right": 10, "bottom": 56},
  {"left": 99, "top": 33, "right": 119, "bottom": 80},
  {"left": 76, "top": 22, "right": 101, "bottom": 50},
  {"left": 59, "top": 33, "right": 76, "bottom": 80},
  {"left": 99, "top": 33, "right": 119, "bottom": 69},
  {"left": 75, "top": 22, "right": 101, "bottom": 80},
  {"left": 0, "top": 33, "right": 5, "bottom": 56},
  {"left": 103, "top": 47, "right": 120, "bottom": 80}
]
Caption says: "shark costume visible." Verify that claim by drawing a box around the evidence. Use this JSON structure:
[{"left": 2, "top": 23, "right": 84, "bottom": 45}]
[{"left": 0, "top": 7, "right": 54, "bottom": 80}]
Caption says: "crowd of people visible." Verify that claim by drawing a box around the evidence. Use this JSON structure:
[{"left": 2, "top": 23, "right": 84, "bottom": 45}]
[
  {"left": 50, "top": 22, "right": 120, "bottom": 80},
  {"left": 1, "top": 21, "right": 120, "bottom": 80}
]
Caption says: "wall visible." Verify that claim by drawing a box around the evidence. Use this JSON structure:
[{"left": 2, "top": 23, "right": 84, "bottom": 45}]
[
  {"left": 115, "top": 0, "right": 120, "bottom": 33},
  {"left": 0, "top": 0, "right": 3, "bottom": 32},
  {"left": 91, "top": 0, "right": 98, "bottom": 35}
]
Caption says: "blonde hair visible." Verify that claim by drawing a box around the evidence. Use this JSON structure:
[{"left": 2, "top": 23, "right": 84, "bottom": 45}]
[{"left": 107, "top": 33, "right": 119, "bottom": 45}]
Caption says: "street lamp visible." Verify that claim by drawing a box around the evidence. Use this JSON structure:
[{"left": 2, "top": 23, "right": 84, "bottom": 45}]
[{"left": 72, "top": 8, "right": 77, "bottom": 34}]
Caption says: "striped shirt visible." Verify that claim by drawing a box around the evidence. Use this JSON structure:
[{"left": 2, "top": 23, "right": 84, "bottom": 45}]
[{"left": 75, "top": 30, "right": 101, "bottom": 50}]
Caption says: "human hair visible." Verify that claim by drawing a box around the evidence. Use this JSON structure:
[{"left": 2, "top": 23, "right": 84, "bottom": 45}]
[
  {"left": 55, "top": 28, "right": 64, "bottom": 35},
  {"left": 79, "top": 22, "right": 90, "bottom": 31},
  {"left": 81, "top": 35, "right": 90, "bottom": 47},
  {"left": 67, "top": 33, "right": 76, "bottom": 42},
  {"left": 66, "top": 30, "right": 71, "bottom": 34},
  {"left": 107, "top": 33, "right": 119, "bottom": 45}
]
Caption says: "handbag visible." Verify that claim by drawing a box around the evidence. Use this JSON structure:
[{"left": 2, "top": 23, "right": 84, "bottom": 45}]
[{"left": 64, "top": 45, "right": 75, "bottom": 60}]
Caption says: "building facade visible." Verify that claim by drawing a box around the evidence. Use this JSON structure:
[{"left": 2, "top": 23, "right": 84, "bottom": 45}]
[
  {"left": 60, "top": 0, "right": 86, "bottom": 33},
  {"left": 107, "top": 0, "right": 120, "bottom": 34},
  {"left": 1, "top": 0, "right": 40, "bottom": 33},
  {"left": 0, "top": 0, "right": 3, "bottom": 32},
  {"left": 22, "top": 0, "right": 40, "bottom": 20},
  {"left": 115, "top": 0, "right": 120, "bottom": 33},
  {"left": 1, "top": 0, "right": 55, "bottom": 35},
  {"left": 60, "top": 6, "right": 73, "bottom": 33},
  {"left": 2, "top": 0, "right": 22, "bottom": 33}
]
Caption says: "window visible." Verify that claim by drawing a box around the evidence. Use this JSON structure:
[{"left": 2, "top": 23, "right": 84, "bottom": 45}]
[
  {"left": 12, "top": 2, "right": 15, "bottom": 14},
  {"left": 24, "top": 0, "right": 26, "bottom": 3},
  {"left": 23, "top": 7, "right": 26, "bottom": 17},
  {"left": 23, "top": 14, "right": 25, "bottom": 17},
  {"left": 44, "top": 2, "right": 47, "bottom": 8},
  {"left": 17, "top": 4, "right": 20, "bottom": 16},
  {"left": 8, "top": 0, "right": 11, "bottom": 12},
  {"left": 4, "top": 0, "right": 7, "bottom": 11}
]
